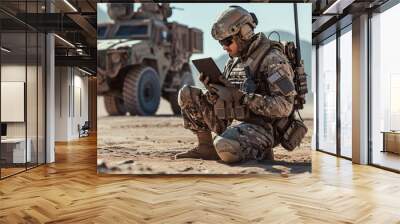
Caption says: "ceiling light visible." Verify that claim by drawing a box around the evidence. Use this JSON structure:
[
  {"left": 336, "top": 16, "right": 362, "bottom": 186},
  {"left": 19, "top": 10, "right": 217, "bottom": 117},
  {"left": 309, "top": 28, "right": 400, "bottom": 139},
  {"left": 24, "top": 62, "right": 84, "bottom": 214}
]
[
  {"left": 78, "top": 67, "right": 93, "bottom": 76},
  {"left": 322, "top": 0, "right": 354, "bottom": 15},
  {"left": 54, "top": 34, "right": 75, "bottom": 48},
  {"left": 1, "top": 47, "right": 11, "bottom": 53},
  {"left": 76, "top": 49, "right": 84, "bottom": 55},
  {"left": 63, "top": 0, "right": 78, "bottom": 12}
]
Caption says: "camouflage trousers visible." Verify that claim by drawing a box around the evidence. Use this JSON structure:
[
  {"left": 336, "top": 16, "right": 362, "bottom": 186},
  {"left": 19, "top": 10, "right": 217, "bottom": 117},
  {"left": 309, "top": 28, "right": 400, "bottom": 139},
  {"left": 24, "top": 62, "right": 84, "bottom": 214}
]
[{"left": 178, "top": 85, "right": 274, "bottom": 161}]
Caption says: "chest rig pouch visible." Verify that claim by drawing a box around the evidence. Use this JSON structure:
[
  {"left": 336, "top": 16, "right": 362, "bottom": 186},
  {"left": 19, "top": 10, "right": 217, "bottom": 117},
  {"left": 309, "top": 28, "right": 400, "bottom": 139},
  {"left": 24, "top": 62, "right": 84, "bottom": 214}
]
[{"left": 214, "top": 59, "right": 251, "bottom": 120}]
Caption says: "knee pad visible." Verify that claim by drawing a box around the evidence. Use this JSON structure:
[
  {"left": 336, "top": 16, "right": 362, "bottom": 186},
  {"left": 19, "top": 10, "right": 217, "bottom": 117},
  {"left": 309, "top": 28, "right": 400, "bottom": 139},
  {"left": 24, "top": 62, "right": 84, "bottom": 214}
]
[
  {"left": 213, "top": 136, "right": 241, "bottom": 163},
  {"left": 178, "top": 85, "right": 201, "bottom": 108}
]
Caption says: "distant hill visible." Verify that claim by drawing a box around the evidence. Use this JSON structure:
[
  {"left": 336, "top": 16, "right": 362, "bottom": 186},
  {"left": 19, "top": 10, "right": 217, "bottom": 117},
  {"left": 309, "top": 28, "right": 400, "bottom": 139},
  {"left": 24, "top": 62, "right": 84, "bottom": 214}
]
[{"left": 97, "top": 7, "right": 111, "bottom": 24}]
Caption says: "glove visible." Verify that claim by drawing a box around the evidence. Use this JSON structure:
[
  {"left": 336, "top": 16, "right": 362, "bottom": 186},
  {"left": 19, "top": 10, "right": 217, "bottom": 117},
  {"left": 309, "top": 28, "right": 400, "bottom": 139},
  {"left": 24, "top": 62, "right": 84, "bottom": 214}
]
[
  {"left": 209, "top": 83, "right": 245, "bottom": 104},
  {"left": 199, "top": 72, "right": 233, "bottom": 91},
  {"left": 199, "top": 72, "right": 214, "bottom": 92},
  {"left": 208, "top": 84, "right": 232, "bottom": 102},
  {"left": 197, "top": 72, "right": 218, "bottom": 104}
]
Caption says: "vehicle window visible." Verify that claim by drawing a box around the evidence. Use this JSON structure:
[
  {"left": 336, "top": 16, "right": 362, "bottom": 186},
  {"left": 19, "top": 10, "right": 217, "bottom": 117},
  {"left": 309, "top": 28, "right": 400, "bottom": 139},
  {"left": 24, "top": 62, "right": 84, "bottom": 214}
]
[
  {"left": 115, "top": 25, "right": 148, "bottom": 37},
  {"left": 97, "top": 26, "right": 107, "bottom": 38}
]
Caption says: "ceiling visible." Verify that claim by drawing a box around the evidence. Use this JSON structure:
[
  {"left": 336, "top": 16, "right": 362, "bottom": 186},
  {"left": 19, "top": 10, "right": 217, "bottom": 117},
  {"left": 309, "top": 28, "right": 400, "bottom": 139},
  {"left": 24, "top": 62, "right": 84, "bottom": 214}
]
[
  {"left": 0, "top": 0, "right": 97, "bottom": 74},
  {"left": 1, "top": 0, "right": 396, "bottom": 73},
  {"left": 311, "top": 0, "right": 391, "bottom": 44}
]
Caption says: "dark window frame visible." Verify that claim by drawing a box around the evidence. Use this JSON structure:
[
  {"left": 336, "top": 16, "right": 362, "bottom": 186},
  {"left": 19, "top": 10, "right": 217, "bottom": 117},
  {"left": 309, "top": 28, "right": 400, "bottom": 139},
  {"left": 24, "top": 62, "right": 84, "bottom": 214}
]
[
  {"left": 314, "top": 22, "right": 353, "bottom": 161},
  {"left": 314, "top": 0, "right": 400, "bottom": 173}
]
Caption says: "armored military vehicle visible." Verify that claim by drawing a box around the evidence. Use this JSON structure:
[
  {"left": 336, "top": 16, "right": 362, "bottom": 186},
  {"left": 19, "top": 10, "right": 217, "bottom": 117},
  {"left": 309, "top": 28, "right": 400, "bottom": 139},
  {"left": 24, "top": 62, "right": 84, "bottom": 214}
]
[{"left": 97, "top": 3, "right": 203, "bottom": 115}]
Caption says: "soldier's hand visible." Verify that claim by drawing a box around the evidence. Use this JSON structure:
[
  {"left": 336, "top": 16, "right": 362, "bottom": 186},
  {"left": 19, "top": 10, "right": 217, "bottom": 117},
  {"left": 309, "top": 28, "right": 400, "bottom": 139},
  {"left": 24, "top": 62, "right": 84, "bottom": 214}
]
[
  {"left": 199, "top": 72, "right": 208, "bottom": 85},
  {"left": 210, "top": 84, "right": 245, "bottom": 104},
  {"left": 209, "top": 84, "right": 232, "bottom": 102},
  {"left": 217, "top": 75, "right": 234, "bottom": 88},
  {"left": 199, "top": 72, "right": 215, "bottom": 93}
]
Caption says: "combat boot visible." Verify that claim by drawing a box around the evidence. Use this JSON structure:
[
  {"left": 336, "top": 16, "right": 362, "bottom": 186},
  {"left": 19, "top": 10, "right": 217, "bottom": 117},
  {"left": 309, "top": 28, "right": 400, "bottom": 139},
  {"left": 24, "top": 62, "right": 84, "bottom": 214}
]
[
  {"left": 263, "top": 149, "right": 274, "bottom": 161},
  {"left": 175, "top": 131, "right": 219, "bottom": 160}
]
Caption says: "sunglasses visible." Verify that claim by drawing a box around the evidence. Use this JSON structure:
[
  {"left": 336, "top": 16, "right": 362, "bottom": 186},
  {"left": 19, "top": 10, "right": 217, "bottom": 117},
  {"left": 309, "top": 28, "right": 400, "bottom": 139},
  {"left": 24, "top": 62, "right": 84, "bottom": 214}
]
[{"left": 219, "top": 36, "right": 233, "bottom": 46}]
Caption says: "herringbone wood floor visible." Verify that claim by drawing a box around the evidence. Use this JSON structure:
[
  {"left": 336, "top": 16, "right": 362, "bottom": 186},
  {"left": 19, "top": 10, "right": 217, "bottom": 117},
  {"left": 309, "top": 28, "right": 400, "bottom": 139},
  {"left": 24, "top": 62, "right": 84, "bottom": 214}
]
[{"left": 0, "top": 135, "right": 399, "bottom": 224}]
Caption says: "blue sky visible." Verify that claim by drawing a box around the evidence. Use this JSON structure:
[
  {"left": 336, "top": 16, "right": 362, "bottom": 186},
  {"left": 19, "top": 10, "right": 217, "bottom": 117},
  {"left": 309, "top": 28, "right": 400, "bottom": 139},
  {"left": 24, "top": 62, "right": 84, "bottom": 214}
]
[{"left": 98, "top": 3, "right": 311, "bottom": 60}]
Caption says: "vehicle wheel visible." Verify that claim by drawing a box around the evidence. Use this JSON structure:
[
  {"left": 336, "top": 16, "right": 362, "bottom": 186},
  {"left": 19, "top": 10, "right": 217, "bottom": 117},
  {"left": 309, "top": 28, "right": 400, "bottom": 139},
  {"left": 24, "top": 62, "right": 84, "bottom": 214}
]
[
  {"left": 123, "top": 66, "right": 161, "bottom": 116},
  {"left": 104, "top": 95, "right": 126, "bottom": 116},
  {"left": 168, "top": 70, "right": 194, "bottom": 115}
]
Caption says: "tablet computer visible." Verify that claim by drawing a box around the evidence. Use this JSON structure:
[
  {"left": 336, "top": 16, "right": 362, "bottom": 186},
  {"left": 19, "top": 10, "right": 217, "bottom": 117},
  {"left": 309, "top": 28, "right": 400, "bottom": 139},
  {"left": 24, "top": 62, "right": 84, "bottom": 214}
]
[{"left": 192, "top": 57, "right": 224, "bottom": 86}]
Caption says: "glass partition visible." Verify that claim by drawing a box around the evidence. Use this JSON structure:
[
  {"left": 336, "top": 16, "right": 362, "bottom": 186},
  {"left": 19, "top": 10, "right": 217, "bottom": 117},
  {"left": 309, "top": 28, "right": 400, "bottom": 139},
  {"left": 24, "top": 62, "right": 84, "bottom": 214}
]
[
  {"left": 38, "top": 32, "right": 45, "bottom": 165},
  {"left": 1, "top": 31, "right": 28, "bottom": 178},
  {"left": 0, "top": 0, "right": 46, "bottom": 179},
  {"left": 27, "top": 31, "right": 38, "bottom": 169}
]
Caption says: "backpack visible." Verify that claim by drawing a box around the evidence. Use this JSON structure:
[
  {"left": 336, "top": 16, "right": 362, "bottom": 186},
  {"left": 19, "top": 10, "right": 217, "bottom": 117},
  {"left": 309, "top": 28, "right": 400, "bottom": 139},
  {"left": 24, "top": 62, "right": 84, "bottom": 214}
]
[
  {"left": 283, "top": 41, "right": 308, "bottom": 111},
  {"left": 266, "top": 36, "right": 308, "bottom": 151}
]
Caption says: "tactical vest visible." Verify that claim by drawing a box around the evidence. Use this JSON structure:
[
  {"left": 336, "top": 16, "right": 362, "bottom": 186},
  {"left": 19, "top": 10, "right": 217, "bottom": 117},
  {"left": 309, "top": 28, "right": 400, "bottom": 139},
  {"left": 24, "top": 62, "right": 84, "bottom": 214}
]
[
  {"left": 224, "top": 40, "right": 285, "bottom": 106},
  {"left": 224, "top": 39, "right": 308, "bottom": 150},
  {"left": 224, "top": 40, "right": 307, "bottom": 113}
]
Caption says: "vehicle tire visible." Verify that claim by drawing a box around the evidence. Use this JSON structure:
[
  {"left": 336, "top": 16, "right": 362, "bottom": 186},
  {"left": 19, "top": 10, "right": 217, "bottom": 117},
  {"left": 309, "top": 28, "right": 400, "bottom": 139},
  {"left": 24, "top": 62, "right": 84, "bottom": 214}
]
[
  {"left": 168, "top": 70, "right": 194, "bottom": 115},
  {"left": 123, "top": 66, "right": 161, "bottom": 116},
  {"left": 104, "top": 95, "right": 127, "bottom": 116}
]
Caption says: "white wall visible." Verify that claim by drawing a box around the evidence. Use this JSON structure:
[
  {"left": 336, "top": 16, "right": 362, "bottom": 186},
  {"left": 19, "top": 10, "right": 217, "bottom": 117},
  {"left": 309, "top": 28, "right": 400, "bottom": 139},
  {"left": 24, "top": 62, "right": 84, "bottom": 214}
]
[
  {"left": 55, "top": 67, "right": 89, "bottom": 141},
  {"left": 1, "top": 65, "right": 26, "bottom": 132},
  {"left": 55, "top": 66, "right": 69, "bottom": 141},
  {"left": 1, "top": 63, "right": 46, "bottom": 164},
  {"left": 46, "top": 33, "right": 55, "bottom": 163},
  {"left": 352, "top": 14, "right": 369, "bottom": 164},
  {"left": 1, "top": 65, "right": 35, "bottom": 138}
]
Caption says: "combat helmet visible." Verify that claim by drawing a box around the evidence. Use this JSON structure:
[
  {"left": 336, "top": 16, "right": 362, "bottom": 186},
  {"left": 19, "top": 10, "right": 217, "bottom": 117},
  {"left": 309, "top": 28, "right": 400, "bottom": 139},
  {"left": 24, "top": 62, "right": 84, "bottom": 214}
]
[{"left": 211, "top": 6, "right": 258, "bottom": 41}]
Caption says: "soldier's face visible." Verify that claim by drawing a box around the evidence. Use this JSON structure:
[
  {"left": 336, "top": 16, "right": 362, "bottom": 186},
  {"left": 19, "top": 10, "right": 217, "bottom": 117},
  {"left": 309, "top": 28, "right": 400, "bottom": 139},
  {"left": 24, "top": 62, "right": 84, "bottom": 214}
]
[{"left": 222, "top": 38, "right": 239, "bottom": 57}]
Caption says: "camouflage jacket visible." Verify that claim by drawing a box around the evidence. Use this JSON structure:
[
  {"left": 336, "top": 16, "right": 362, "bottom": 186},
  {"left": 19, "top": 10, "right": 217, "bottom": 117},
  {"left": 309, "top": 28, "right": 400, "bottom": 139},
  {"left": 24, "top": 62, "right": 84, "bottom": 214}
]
[{"left": 223, "top": 32, "right": 296, "bottom": 120}]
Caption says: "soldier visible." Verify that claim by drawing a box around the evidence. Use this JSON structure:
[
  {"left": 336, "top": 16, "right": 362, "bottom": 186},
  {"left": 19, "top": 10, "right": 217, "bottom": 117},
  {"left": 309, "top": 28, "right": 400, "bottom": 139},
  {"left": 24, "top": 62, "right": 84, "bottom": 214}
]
[{"left": 175, "top": 6, "right": 296, "bottom": 163}]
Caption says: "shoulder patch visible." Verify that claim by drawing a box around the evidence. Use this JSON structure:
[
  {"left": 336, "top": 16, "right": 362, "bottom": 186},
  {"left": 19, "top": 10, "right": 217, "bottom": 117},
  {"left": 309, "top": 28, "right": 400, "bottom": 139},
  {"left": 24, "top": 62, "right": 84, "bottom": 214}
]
[{"left": 267, "top": 69, "right": 295, "bottom": 96}]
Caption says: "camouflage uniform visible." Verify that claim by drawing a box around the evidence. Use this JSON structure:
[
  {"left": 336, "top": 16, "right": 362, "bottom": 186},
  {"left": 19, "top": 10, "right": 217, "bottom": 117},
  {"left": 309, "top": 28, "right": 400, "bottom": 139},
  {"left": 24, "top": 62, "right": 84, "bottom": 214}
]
[{"left": 178, "top": 32, "right": 296, "bottom": 163}]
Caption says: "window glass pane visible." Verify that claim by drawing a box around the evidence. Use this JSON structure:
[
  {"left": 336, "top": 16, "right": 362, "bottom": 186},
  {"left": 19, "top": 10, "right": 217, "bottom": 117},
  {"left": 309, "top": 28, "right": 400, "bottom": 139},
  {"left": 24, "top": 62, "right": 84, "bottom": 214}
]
[
  {"left": 97, "top": 26, "right": 107, "bottom": 38},
  {"left": 340, "top": 27, "right": 352, "bottom": 158},
  {"left": 371, "top": 4, "right": 400, "bottom": 171},
  {"left": 317, "top": 35, "right": 337, "bottom": 154},
  {"left": 1, "top": 0, "right": 46, "bottom": 178},
  {"left": 38, "top": 32, "right": 45, "bottom": 165},
  {"left": 27, "top": 31, "right": 38, "bottom": 169},
  {"left": 115, "top": 25, "right": 148, "bottom": 37}
]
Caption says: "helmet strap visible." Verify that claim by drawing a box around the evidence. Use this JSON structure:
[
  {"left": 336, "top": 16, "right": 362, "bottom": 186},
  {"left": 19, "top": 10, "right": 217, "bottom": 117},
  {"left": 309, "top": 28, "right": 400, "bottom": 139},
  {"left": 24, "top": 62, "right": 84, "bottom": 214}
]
[{"left": 234, "top": 28, "right": 253, "bottom": 56}]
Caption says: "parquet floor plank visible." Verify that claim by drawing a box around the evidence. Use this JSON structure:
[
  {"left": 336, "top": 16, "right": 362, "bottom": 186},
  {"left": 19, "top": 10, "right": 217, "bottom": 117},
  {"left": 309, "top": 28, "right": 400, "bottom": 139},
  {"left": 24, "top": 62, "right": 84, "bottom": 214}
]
[{"left": 0, "top": 135, "right": 399, "bottom": 223}]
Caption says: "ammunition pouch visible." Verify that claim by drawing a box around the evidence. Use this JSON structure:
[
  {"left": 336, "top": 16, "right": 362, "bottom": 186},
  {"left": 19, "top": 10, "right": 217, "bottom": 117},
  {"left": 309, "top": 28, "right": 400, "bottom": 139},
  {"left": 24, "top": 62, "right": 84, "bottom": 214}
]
[
  {"left": 294, "top": 65, "right": 308, "bottom": 110},
  {"left": 214, "top": 98, "right": 249, "bottom": 120},
  {"left": 279, "top": 118, "right": 307, "bottom": 151}
]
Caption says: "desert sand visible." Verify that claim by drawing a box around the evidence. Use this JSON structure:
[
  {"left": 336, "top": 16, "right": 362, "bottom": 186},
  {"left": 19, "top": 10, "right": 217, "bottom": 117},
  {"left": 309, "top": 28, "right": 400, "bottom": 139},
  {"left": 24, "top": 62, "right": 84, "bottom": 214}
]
[{"left": 97, "top": 97, "right": 312, "bottom": 175}]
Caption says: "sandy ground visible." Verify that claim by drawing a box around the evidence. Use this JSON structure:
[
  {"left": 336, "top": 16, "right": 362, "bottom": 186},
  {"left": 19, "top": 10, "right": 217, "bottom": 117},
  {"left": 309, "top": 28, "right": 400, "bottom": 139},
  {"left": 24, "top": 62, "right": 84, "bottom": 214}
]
[{"left": 97, "top": 97, "right": 312, "bottom": 175}]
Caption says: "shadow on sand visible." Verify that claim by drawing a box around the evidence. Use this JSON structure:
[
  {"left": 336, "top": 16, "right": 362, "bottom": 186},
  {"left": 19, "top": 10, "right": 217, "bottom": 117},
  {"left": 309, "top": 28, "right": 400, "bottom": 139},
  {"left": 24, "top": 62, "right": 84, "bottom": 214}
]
[{"left": 217, "top": 160, "right": 311, "bottom": 174}]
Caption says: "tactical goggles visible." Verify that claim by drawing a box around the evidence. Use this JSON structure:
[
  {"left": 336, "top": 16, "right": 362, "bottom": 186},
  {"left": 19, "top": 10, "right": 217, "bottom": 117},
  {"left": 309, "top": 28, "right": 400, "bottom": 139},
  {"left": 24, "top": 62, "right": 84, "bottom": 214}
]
[{"left": 219, "top": 36, "right": 233, "bottom": 46}]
